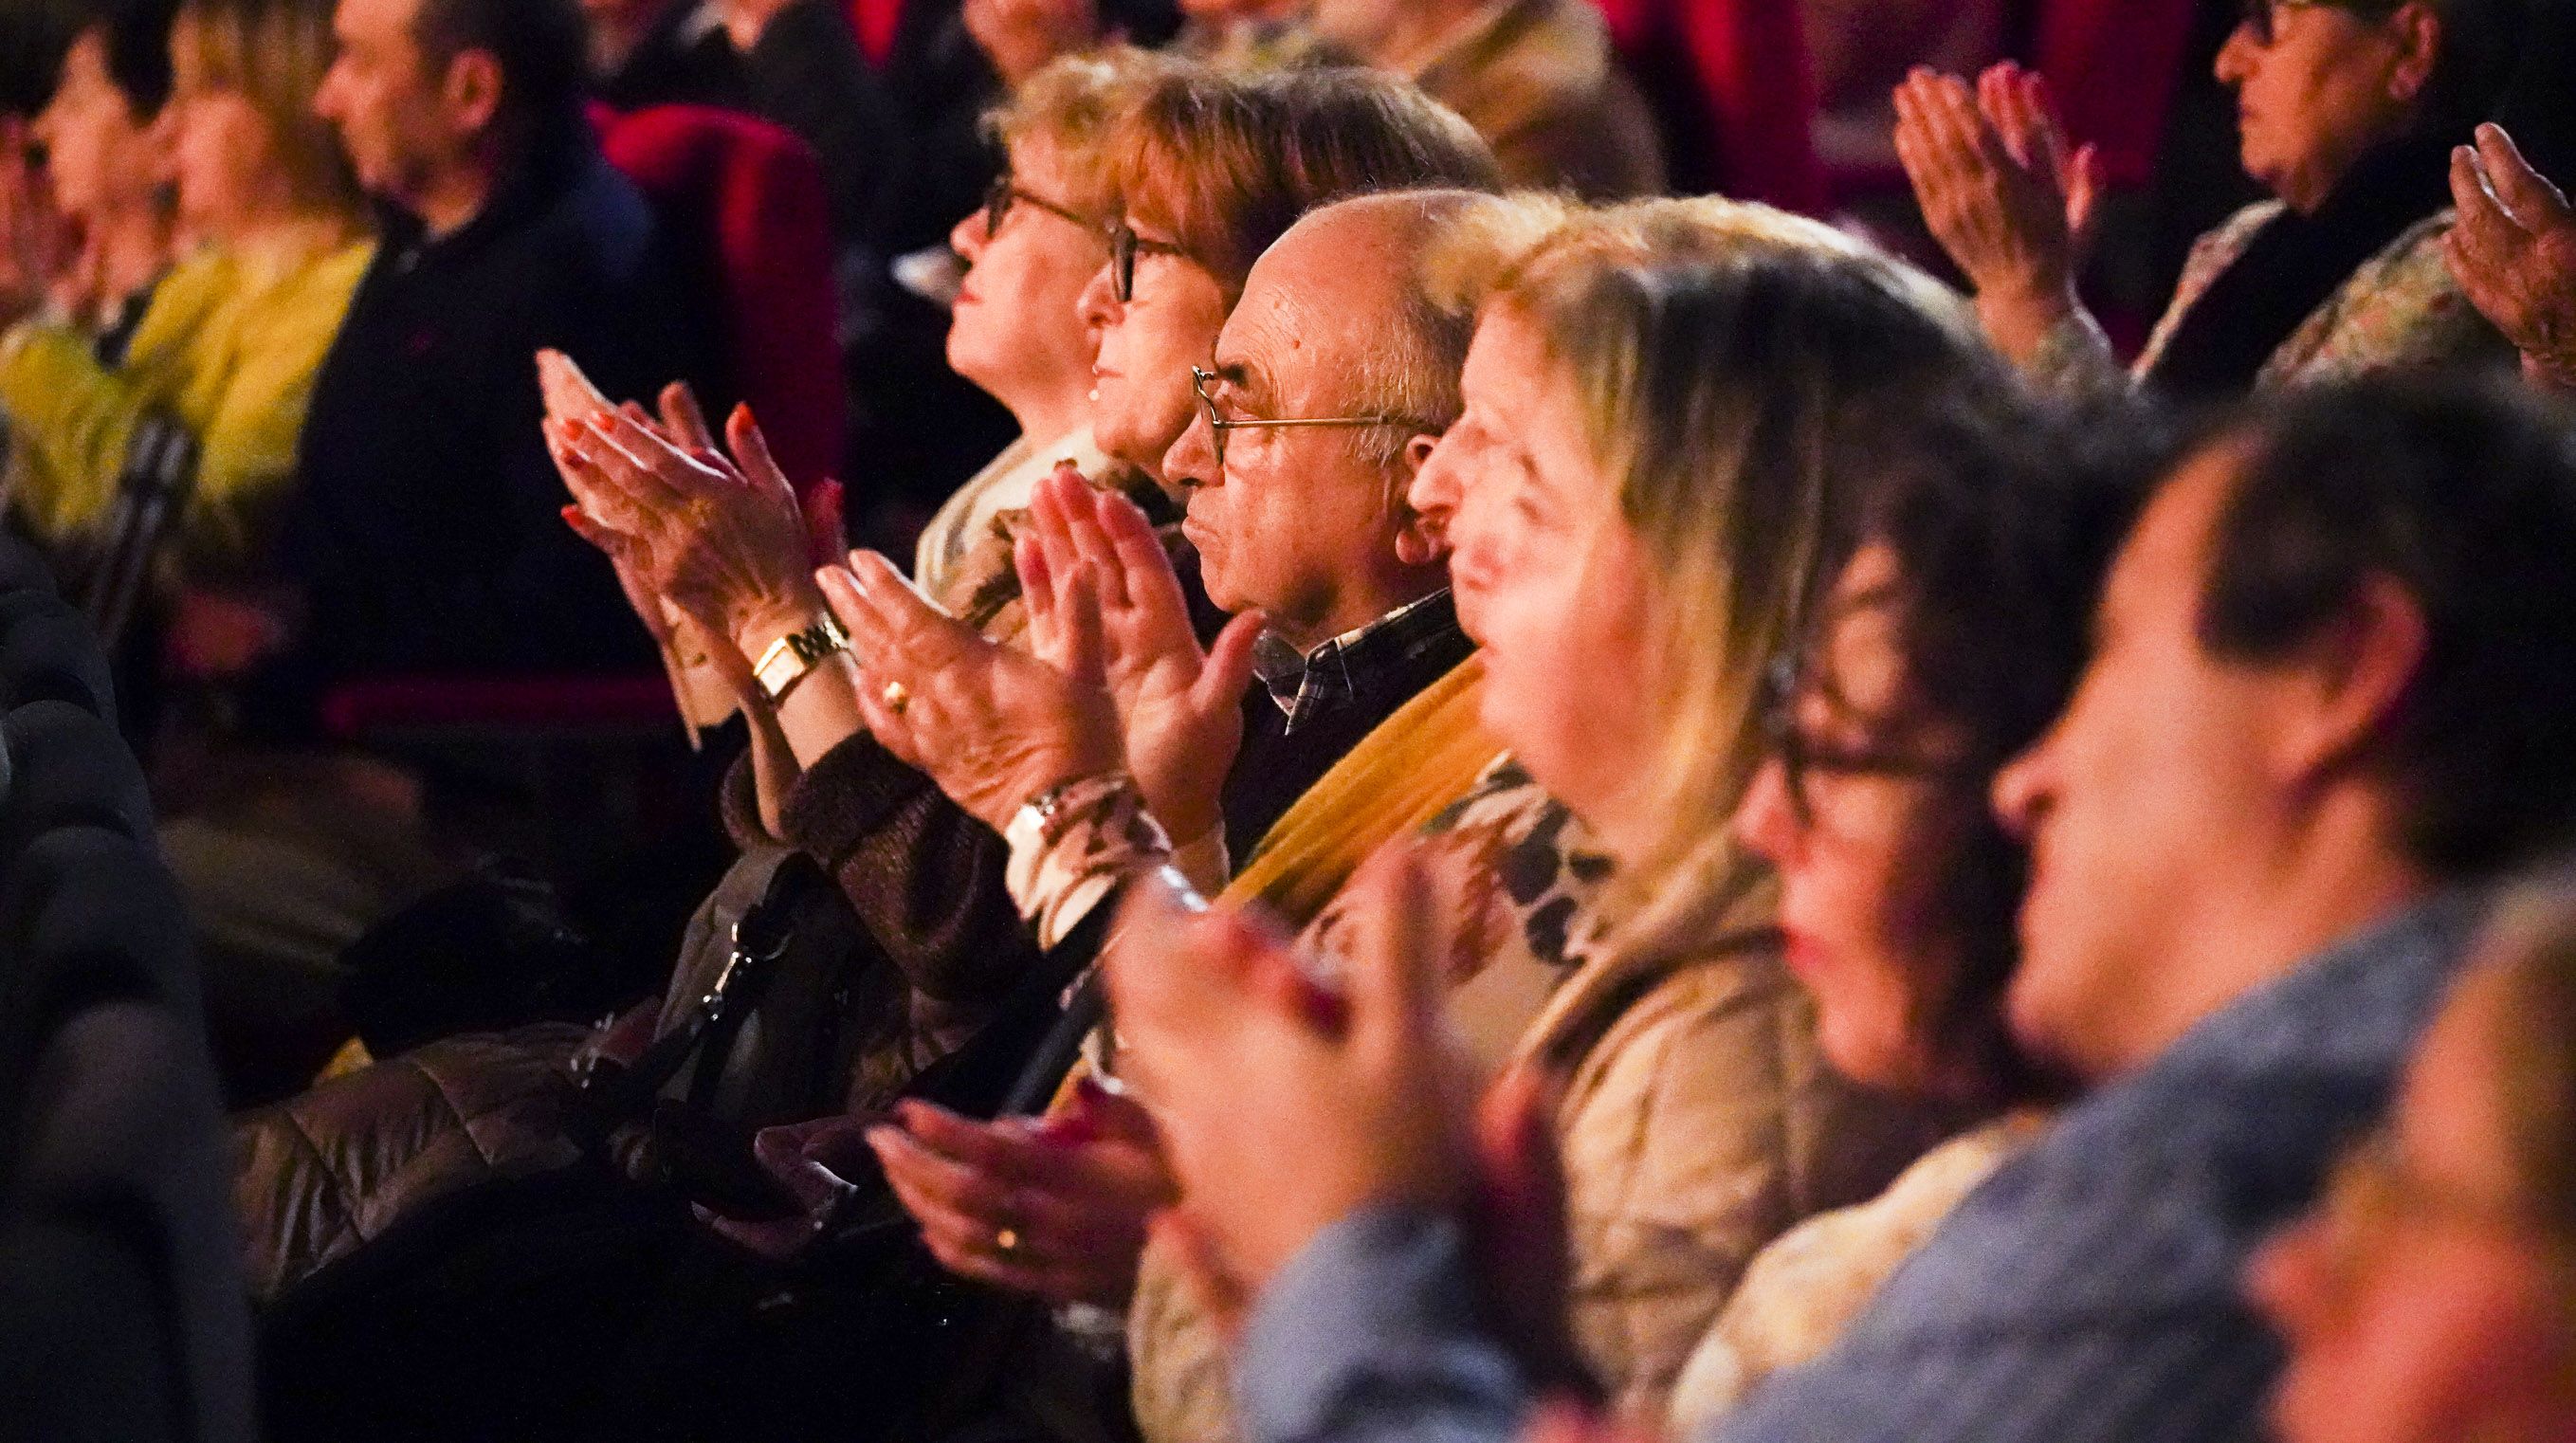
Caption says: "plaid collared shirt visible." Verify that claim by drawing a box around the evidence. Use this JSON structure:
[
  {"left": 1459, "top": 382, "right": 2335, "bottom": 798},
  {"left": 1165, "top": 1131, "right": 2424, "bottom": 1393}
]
[{"left": 1251, "top": 591, "right": 1465, "bottom": 736}]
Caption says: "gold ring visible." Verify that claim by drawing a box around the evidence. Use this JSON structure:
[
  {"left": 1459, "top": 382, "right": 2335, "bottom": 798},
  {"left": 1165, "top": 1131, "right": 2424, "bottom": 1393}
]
[
  {"left": 882, "top": 681, "right": 911, "bottom": 716},
  {"left": 994, "top": 1226, "right": 1021, "bottom": 1255}
]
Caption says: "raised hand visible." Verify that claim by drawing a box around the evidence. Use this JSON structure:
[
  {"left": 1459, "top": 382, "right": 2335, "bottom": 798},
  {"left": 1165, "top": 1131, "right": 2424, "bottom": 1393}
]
[
  {"left": 1977, "top": 63, "right": 2101, "bottom": 262},
  {"left": 964, "top": 0, "right": 1101, "bottom": 88},
  {"left": 1893, "top": 65, "right": 2091, "bottom": 364},
  {"left": 553, "top": 402, "right": 824, "bottom": 650},
  {"left": 815, "top": 549, "right": 1125, "bottom": 831},
  {"left": 1105, "top": 854, "right": 1480, "bottom": 1291},
  {"left": 868, "top": 1082, "right": 1176, "bottom": 1306},
  {"left": 1018, "top": 467, "right": 1265, "bottom": 847},
  {"left": 2446, "top": 122, "right": 2576, "bottom": 391}
]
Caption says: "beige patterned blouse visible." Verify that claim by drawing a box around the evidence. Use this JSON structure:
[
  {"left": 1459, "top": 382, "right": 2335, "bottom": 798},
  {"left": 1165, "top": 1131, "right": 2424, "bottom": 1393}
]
[{"left": 2030, "top": 204, "right": 2511, "bottom": 395}]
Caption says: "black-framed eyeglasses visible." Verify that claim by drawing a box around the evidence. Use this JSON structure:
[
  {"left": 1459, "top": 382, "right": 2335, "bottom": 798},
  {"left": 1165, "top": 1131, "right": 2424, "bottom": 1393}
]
[
  {"left": 1189, "top": 364, "right": 1430, "bottom": 468},
  {"left": 982, "top": 174, "right": 1092, "bottom": 241},
  {"left": 1108, "top": 220, "right": 1192, "bottom": 303},
  {"left": 1758, "top": 653, "right": 1982, "bottom": 828}
]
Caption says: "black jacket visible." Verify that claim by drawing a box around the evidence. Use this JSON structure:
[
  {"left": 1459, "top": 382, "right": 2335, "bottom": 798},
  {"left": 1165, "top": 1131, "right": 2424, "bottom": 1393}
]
[{"left": 283, "top": 121, "right": 716, "bottom": 687}]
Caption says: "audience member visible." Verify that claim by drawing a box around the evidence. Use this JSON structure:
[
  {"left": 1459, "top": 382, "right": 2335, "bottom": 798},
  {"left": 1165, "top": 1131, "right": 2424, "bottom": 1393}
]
[
  {"left": 1669, "top": 403, "right": 2152, "bottom": 1425},
  {"left": 584, "top": 0, "right": 897, "bottom": 248},
  {"left": 2445, "top": 120, "right": 2576, "bottom": 392},
  {"left": 1898, "top": 0, "right": 2529, "bottom": 397},
  {"left": 912, "top": 49, "right": 1142, "bottom": 597},
  {"left": 0, "top": 0, "right": 370, "bottom": 622},
  {"left": 243, "top": 63, "right": 1504, "bottom": 1441},
  {"left": 1308, "top": 0, "right": 1666, "bottom": 198},
  {"left": 288, "top": 0, "right": 706, "bottom": 683},
  {"left": 1114, "top": 373, "right": 2576, "bottom": 1443},
  {"left": 24, "top": 0, "right": 180, "bottom": 356},
  {"left": 846, "top": 194, "right": 1999, "bottom": 1436},
  {"left": 2248, "top": 869, "right": 2576, "bottom": 1443}
]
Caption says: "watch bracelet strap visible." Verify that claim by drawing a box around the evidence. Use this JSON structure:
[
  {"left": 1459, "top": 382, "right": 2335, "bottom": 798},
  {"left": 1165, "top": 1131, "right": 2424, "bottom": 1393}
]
[{"left": 753, "top": 612, "right": 851, "bottom": 705}]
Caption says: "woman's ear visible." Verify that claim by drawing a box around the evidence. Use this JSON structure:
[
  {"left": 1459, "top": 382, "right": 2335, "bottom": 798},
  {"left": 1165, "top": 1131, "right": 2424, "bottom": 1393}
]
[{"left": 2385, "top": 1, "right": 2443, "bottom": 106}]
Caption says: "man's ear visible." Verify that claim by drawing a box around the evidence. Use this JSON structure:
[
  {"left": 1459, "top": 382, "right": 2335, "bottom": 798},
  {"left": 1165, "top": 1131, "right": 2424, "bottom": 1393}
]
[
  {"left": 2385, "top": 2, "right": 2442, "bottom": 107},
  {"left": 1391, "top": 432, "right": 1447, "bottom": 569},
  {"left": 2275, "top": 573, "right": 2428, "bottom": 787},
  {"left": 443, "top": 49, "right": 505, "bottom": 141}
]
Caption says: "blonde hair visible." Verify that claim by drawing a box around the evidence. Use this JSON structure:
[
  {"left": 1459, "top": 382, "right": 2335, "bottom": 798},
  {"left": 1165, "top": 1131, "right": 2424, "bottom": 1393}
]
[
  {"left": 173, "top": 0, "right": 362, "bottom": 221},
  {"left": 1436, "top": 195, "right": 2003, "bottom": 920},
  {"left": 2472, "top": 873, "right": 2576, "bottom": 1252},
  {"left": 985, "top": 47, "right": 1180, "bottom": 222},
  {"left": 1105, "top": 62, "right": 1502, "bottom": 296}
]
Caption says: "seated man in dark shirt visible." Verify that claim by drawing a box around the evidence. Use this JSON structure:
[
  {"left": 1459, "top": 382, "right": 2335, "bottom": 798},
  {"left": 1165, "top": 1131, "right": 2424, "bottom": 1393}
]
[{"left": 291, "top": 0, "right": 714, "bottom": 683}]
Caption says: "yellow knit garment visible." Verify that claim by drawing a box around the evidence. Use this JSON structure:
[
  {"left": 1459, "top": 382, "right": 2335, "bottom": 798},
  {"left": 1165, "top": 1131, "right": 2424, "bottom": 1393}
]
[
  {"left": 1052, "top": 652, "right": 1504, "bottom": 1112},
  {"left": 0, "top": 238, "right": 374, "bottom": 571}
]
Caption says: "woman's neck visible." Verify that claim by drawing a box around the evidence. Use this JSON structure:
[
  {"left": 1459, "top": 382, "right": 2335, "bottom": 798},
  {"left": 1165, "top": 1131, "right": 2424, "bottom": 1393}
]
[
  {"left": 1004, "top": 379, "right": 1095, "bottom": 456},
  {"left": 82, "top": 202, "right": 174, "bottom": 311},
  {"left": 226, "top": 207, "right": 360, "bottom": 283}
]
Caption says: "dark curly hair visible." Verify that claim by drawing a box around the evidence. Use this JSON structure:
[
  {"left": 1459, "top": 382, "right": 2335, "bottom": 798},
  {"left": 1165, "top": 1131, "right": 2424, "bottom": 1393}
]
[{"left": 1827, "top": 394, "right": 2166, "bottom": 1105}]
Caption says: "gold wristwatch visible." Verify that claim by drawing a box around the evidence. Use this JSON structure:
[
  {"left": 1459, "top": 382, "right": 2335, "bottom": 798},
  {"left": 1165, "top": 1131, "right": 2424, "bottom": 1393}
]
[{"left": 752, "top": 613, "right": 851, "bottom": 706}]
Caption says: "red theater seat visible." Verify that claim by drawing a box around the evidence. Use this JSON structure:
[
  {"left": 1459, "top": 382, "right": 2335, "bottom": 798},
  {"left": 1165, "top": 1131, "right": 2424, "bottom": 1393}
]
[{"left": 599, "top": 103, "right": 846, "bottom": 492}]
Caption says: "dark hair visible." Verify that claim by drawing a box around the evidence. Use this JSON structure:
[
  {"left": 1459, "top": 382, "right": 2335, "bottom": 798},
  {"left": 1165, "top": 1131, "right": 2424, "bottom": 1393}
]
[
  {"left": 1, "top": 0, "right": 82, "bottom": 117},
  {"left": 2417, "top": 0, "right": 2532, "bottom": 141},
  {"left": 2200, "top": 375, "right": 2576, "bottom": 879},
  {"left": 2332, "top": 0, "right": 2536, "bottom": 141},
  {"left": 1845, "top": 397, "right": 2166, "bottom": 1104},
  {"left": 91, "top": 0, "right": 182, "bottom": 118},
  {"left": 1109, "top": 62, "right": 1503, "bottom": 294},
  {"left": 410, "top": 0, "right": 586, "bottom": 138}
]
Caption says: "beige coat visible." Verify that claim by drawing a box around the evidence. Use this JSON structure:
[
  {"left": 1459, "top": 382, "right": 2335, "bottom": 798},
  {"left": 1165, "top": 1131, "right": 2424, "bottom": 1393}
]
[{"left": 1129, "top": 849, "right": 1938, "bottom": 1442}]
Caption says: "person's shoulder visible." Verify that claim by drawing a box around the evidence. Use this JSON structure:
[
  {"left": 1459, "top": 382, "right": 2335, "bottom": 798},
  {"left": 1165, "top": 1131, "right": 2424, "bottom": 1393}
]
[{"left": 2192, "top": 198, "right": 2291, "bottom": 262}]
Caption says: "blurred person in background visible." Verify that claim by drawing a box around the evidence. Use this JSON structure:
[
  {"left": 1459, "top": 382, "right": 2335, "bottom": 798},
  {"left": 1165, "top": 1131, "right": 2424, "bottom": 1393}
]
[
  {"left": 291, "top": 0, "right": 704, "bottom": 685},
  {"left": 1898, "top": 0, "right": 2528, "bottom": 399},
  {"left": 2249, "top": 869, "right": 2576, "bottom": 1443},
  {"left": 23, "top": 0, "right": 181, "bottom": 359},
  {"left": 580, "top": 0, "right": 896, "bottom": 250},
  {"left": 0, "top": 0, "right": 371, "bottom": 651},
  {"left": 1306, "top": 0, "right": 1663, "bottom": 197}
]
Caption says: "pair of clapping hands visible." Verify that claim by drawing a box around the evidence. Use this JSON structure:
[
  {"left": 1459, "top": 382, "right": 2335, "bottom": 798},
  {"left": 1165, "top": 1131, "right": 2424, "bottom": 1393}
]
[
  {"left": 540, "top": 347, "right": 1267, "bottom": 849},
  {"left": 823, "top": 464, "right": 1268, "bottom": 846}
]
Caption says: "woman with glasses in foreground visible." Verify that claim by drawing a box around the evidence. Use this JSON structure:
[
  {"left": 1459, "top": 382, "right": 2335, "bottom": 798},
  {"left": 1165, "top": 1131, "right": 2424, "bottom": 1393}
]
[{"left": 1672, "top": 400, "right": 2154, "bottom": 1425}]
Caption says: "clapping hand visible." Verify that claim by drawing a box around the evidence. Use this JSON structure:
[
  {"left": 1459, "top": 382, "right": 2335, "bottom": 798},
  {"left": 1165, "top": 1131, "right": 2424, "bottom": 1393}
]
[
  {"left": 1893, "top": 64, "right": 2100, "bottom": 363},
  {"left": 552, "top": 397, "right": 824, "bottom": 650},
  {"left": 867, "top": 1080, "right": 1176, "bottom": 1306},
  {"left": 814, "top": 548, "right": 1125, "bottom": 831},
  {"left": 2446, "top": 122, "right": 2576, "bottom": 391},
  {"left": 1103, "top": 854, "right": 1482, "bottom": 1291},
  {"left": 964, "top": 0, "right": 1100, "bottom": 87},
  {"left": 1019, "top": 466, "right": 1266, "bottom": 847}
]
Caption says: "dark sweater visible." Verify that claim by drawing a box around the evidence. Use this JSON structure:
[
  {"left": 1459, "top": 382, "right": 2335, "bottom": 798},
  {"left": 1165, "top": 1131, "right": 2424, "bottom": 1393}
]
[{"left": 283, "top": 122, "right": 713, "bottom": 685}]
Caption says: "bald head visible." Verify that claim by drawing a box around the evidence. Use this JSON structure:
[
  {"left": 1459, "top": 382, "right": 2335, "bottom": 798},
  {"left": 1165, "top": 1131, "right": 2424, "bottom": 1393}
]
[
  {"left": 1163, "top": 189, "right": 1490, "bottom": 642},
  {"left": 1237, "top": 190, "right": 1490, "bottom": 460}
]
